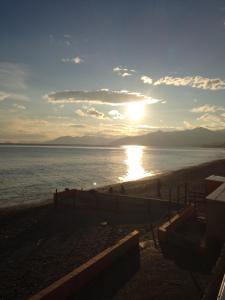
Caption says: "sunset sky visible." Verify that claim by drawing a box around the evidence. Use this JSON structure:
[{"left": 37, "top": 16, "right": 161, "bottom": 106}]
[{"left": 0, "top": 0, "right": 225, "bottom": 142}]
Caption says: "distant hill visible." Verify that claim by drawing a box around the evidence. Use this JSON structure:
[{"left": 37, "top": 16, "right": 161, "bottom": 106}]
[
  {"left": 111, "top": 128, "right": 225, "bottom": 147},
  {"left": 46, "top": 135, "right": 117, "bottom": 146}
]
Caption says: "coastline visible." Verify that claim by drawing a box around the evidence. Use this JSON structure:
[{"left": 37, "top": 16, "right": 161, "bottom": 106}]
[
  {"left": 1, "top": 157, "right": 225, "bottom": 212},
  {"left": 98, "top": 158, "right": 225, "bottom": 195}
]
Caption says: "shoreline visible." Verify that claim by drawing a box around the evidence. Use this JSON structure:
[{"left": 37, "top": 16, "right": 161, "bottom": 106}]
[
  {"left": 97, "top": 157, "right": 225, "bottom": 193},
  {"left": 1, "top": 158, "right": 225, "bottom": 212}
]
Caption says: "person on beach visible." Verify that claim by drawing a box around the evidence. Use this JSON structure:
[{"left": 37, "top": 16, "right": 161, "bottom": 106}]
[
  {"left": 157, "top": 179, "right": 161, "bottom": 197},
  {"left": 120, "top": 184, "right": 125, "bottom": 194}
]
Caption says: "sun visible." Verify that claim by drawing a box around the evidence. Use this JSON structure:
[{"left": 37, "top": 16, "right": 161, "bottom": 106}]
[{"left": 127, "top": 102, "right": 145, "bottom": 121}]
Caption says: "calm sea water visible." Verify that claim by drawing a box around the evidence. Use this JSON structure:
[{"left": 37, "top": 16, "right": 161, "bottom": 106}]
[{"left": 0, "top": 145, "right": 224, "bottom": 208}]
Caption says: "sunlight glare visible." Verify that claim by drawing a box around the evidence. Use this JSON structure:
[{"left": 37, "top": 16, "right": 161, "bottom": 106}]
[
  {"left": 127, "top": 102, "right": 145, "bottom": 121},
  {"left": 120, "top": 145, "right": 152, "bottom": 181}
]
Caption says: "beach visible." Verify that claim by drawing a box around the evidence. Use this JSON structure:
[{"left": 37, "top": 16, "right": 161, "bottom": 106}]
[{"left": 1, "top": 158, "right": 225, "bottom": 299}]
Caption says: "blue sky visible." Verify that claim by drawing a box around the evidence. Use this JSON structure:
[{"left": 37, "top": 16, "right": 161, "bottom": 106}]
[{"left": 0, "top": 0, "right": 225, "bottom": 142}]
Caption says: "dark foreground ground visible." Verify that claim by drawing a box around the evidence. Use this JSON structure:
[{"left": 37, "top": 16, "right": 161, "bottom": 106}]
[
  {"left": 113, "top": 240, "right": 210, "bottom": 300},
  {"left": 0, "top": 158, "right": 225, "bottom": 299}
]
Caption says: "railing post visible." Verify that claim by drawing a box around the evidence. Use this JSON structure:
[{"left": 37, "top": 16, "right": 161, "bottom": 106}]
[
  {"left": 184, "top": 182, "right": 188, "bottom": 205},
  {"left": 157, "top": 179, "right": 161, "bottom": 198},
  {"left": 177, "top": 185, "right": 180, "bottom": 203}
]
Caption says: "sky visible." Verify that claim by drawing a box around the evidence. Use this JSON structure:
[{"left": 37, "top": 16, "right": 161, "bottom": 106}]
[{"left": 0, "top": 0, "right": 225, "bottom": 142}]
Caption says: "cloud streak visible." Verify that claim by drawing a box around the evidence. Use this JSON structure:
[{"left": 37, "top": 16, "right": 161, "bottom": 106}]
[
  {"left": 154, "top": 75, "right": 225, "bottom": 90},
  {"left": 0, "top": 62, "right": 28, "bottom": 91},
  {"left": 113, "top": 66, "right": 135, "bottom": 77},
  {"left": 0, "top": 91, "right": 9, "bottom": 101},
  {"left": 191, "top": 104, "right": 225, "bottom": 113},
  {"left": 45, "top": 89, "right": 160, "bottom": 106},
  {"left": 61, "top": 56, "right": 84, "bottom": 64},
  {"left": 197, "top": 113, "right": 225, "bottom": 129}
]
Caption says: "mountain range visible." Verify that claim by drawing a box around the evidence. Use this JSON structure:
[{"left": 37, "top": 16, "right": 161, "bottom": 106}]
[
  {"left": 46, "top": 135, "right": 117, "bottom": 146},
  {"left": 46, "top": 128, "right": 225, "bottom": 147}
]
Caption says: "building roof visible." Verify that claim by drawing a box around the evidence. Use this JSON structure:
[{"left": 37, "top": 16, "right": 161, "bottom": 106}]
[
  {"left": 206, "top": 175, "right": 225, "bottom": 183},
  {"left": 206, "top": 182, "right": 225, "bottom": 204}
]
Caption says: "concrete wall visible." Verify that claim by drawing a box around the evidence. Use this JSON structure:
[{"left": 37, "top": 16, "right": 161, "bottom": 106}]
[
  {"left": 54, "top": 189, "right": 182, "bottom": 222},
  {"left": 29, "top": 231, "right": 140, "bottom": 300}
]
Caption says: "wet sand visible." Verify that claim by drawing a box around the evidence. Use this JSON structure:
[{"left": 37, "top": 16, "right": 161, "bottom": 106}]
[{"left": 0, "top": 158, "right": 225, "bottom": 299}]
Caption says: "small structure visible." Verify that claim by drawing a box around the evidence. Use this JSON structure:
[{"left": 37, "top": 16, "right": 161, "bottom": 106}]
[
  {"left": 205, "top": 175, "right": 225, "bottom": 195},
  {"left": 158, "top": 174, "right": 225, "bottom": 273},
  {"left": 206, "top": 182, "right": 225, "bottom": 246}
]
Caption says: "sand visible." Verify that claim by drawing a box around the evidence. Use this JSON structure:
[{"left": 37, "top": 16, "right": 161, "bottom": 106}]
[{"left": 1, "top": 158, "right": 225, "bottom": 299}]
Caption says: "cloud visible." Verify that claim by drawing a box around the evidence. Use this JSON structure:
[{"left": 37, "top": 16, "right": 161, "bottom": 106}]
[
  {"left": 183, "top": 121, "right": 195, "bottom": 129},
  {"left": 0, "top": 91, "right": 9, "bottom": 101},
  {"left": 75, "top": 109, "right": 86, "bottom": 117},
  {"left": 64, "top": 40, "right": 71, "bottom": 46},
  {"left": 45, "top": 89, "right": 160, "bottom": 106},
  {"left": 61, "top": 56, "right": 84, "bottom": 64},
  {"left": 75, "top": 107, "right": 107, "bottom": 119},
  {"left": 191, "top": 104, "right": 225, "bottom": 129},
  {"left": 0, "top": 91, "right": 29, "bottom": 103},
  {"left": 191, "top": 104, "right": 225, "bottom": 113},
  {"left": 12, "top": 103, "right": 26, "bottom": 110},
  {"left": 108, "top": 110, "right": 124, "bottom": 119},
  {"left": 0, "top": 62, "right": 28, "bottom": 91},
  {"left": 0, "top": 63, "right": 29, "bottom": 103},
  {"left": 141, "top": 75, "right": 153, "bottom": 84},
  {"left": 197, "top": 113, "right": 225, "bottom": 129},
  {"left": 113, "top": 66, "right": 135, "bottom": 77},
  {"left": 121, "top": 72, "right": 132, "bottom": 77},
  {"left": 154, "top": 75, "right": 225, "bottom": 90},
  {"left": 86, "top": 107, "right": 106, "bottom": 119}
]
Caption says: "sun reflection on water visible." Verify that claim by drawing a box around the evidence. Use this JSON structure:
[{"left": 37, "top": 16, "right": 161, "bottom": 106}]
[{"left": 120, "top": 145, "right": 153, "bottom": 182}]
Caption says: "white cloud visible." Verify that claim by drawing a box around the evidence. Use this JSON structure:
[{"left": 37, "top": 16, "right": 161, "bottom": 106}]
[
  {"left": 61, "top": 56, "right": 84, "bottom": 64},
  {"left": 121, "top": 72, "right": 132, "bottom": 77},
  {"left": 113, "top": 66, "right": 135, "bottom": 77},
  {"left": 113, "top": 67, "right": 128, "bottom": 72},
  {"left": 75, "top": 109, "right": 86, "bottom": 117},
  {"left": 72, "top": 56, "right": 84, "bottom": 64},
  {"left": 154, "top": 75, "right": 225, "bottom": 90},
  {"left": 45, "top": 89, "right": 161, "bottom": 106},
  {"left": 191, "top": 104, "right": 225, "bottom": 113},
  {"left": 108, "top": 110, "right": 124, "bottom": 119},
  {"left": 141, "top": 75, "right": 153, "bottom": 84}
]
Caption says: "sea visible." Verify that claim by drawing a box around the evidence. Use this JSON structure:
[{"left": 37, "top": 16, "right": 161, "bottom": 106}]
[{"left": 0, "top": 144, "right": 224, "bottom": 208}]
